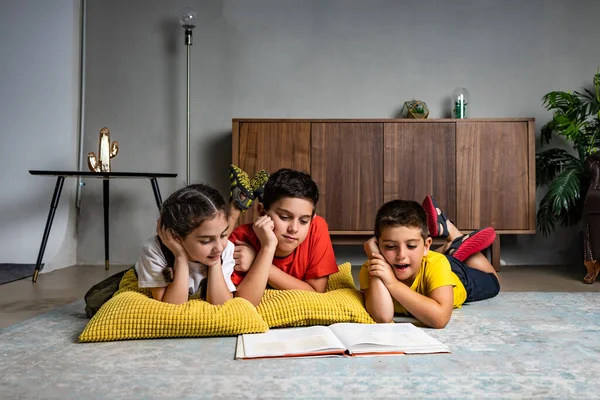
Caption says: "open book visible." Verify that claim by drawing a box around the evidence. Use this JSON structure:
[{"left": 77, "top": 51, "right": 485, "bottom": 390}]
[{"left": 235, "top": 323, "right": 450, "bottom": 360}]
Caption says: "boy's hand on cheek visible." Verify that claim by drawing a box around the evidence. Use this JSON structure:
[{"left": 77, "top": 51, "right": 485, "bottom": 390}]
[
  {"left": 233, "top": 240, "right": 257, "bottom": 272},
  {"left": 364, "top": 237, "right": 380, "bottom": 259},
  {"left": 368, "top": 253, "right": 397, "bottom": 286},
  {"left": 253, "top": 215, "right": 277, "bottom": 250}
]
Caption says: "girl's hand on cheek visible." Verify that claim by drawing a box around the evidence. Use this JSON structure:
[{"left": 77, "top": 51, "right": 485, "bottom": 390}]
[{"left": 157, "top": 219, "right": 188, "bottom": 259}]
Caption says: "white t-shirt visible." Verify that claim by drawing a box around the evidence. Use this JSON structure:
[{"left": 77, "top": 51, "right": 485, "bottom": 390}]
[{"left": 135, "top": 236, "right": 237, "bottom": 295}]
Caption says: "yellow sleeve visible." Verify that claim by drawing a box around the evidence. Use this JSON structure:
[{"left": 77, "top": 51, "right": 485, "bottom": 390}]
[
  {"left": 422, "top": 251, "right": 455, "bottom": 293},
  {"left": 358, "top": 260, "right": 370, "bottom": 290}
]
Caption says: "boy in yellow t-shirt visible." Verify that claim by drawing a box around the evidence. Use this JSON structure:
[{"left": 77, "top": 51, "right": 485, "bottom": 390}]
[{"left": 360, "top": 197, "right": 499, "bottom": 328}]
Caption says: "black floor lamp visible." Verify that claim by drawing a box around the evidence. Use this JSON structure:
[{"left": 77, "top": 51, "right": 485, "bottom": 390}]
[{"left": 180, "top": 9, "right": 196, "bottom": 185}]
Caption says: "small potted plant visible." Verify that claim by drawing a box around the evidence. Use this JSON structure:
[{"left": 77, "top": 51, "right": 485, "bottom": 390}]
[
  {"left": 402, "top": 100, "right": 429, "bottom": 119},
  {"left": 536, "top": 69, "right": 600, "bottom": 236}
]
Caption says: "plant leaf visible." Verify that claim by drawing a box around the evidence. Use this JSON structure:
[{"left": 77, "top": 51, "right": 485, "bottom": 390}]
[
  {"left": 558, "top": 189, "right": 586, "bottom": 227},
  {"left": 542, "top": 91, "right": 579, "bottom": 113},
  {"left": 536, "top": 195, "right": 556, "bottom": 237},
  {"left": 536, "top": 148, "right": 578, "bottom": 186},
  {"left": 536, "top": 164, "right": 587, "bottom": 236},
  {"left": 540, "top": 120, "right": 556, "bottom": 146},
  {"left": 536, "top": 68, "right": 600, "bottom": 235},
  {"left": 545, "top": 165, "right": 584, "bottom": 215}
]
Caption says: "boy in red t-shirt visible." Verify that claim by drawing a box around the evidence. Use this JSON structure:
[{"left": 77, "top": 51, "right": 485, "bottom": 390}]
[{"left": 227, "top": 168, "right": 338, "bottom": 306}]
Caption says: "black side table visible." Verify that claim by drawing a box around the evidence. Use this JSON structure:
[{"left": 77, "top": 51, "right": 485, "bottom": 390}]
[{"left": 29, "top": 170, "right": 178, "bottom": 282}]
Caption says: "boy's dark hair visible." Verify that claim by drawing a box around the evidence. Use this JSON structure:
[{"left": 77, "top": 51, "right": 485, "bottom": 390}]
[
  {"left": 374, "top": 200, "right": 428, "bottom": 241},
  {"left": 261, "top": 168, "right": 319, "bottom": 213},
  {"left": 159, "top": 184, "right": 228, "bottom": 282}
]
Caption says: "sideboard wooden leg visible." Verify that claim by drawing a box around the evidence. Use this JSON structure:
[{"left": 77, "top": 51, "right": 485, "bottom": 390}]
[{"left": 491, "top": 235, "right": 501, "bottom": 272}]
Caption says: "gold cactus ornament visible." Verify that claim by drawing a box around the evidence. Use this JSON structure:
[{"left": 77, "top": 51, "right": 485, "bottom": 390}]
[{"left": 87, "top": 127, "right": 119, "bottom": 172}]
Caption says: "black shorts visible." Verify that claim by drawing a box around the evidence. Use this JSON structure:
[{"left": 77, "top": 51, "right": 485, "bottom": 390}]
[{"left": 447, "top": 255, "right": 500, "bottom": 303}]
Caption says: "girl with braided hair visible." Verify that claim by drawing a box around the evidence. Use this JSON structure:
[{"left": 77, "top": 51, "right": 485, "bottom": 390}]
[{"left": 135, "top": 184, "right": 237, "bottom": 305}]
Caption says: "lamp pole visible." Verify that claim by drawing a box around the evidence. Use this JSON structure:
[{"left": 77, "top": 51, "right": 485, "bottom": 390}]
[{"left": 181, "top": 10, "right": 196, "bottom": 185}]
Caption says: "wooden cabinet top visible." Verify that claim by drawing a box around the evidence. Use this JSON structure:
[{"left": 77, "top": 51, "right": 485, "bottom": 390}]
[{"left": 233, "top": 118, "right": 534, "bottom": 123}]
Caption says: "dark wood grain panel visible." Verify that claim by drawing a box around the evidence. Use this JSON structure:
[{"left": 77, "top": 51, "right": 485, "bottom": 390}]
[
  {"left": 236, "top": 122, "right": 311, "bottom": 224},
  {"left": 528, "top": 120, "right": 537, "bottom": 232},
  {"left": 456, "top": 121, "right": 530, "bottom": 230},
  {"left": 311, "top": 123, "right": 383, "bottom": 231},
  {"left": 384, "top": 123, "right": 457, "bottom": 222},
  {"left": 233, "top": 117, "right": 535, "bottom": 269}
]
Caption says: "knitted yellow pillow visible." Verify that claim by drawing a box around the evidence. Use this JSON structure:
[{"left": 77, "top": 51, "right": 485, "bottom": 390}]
[
  {"left": 79, "top": 272, "right": 268, "bottom": 343},
  {"left": 79, "top": 292, "right": 268, "bottom": 342},
  {"left": 325, "top": 262, "right": 358, "bottom": 291},
  {"left": 79, "top": 262, "right": 371, "bottom": 342},
  {"left": 257, "top": 262, "right": 375, "bottom": 328},
  {"left": 113, "top": 268, "right": 150, "bottom": 297}
]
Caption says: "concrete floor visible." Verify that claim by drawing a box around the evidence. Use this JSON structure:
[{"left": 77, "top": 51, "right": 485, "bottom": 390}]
[
  {"left": 0, "top": 264, "right": 131, "bottom": 329},
  {"left": 1, "top": 263, "right": 599, "bottom": 329}
]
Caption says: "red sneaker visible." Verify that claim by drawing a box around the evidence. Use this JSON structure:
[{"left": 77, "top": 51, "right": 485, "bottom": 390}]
[
  {"left": 445, "top": 227, "right": 496, "bottom": 262},
  {"left": 422, "top": 196, "right": 449, "bottom": 238}
]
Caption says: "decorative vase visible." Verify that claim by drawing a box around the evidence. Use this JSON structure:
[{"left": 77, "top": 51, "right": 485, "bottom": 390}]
[{"left": 451, "top": 87, "right": 469, "bottom": 119}]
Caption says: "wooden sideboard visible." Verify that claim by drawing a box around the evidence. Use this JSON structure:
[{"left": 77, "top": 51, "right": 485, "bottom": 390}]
[{"left": 232, "top": 118, "right": 536, "bottom": 270}]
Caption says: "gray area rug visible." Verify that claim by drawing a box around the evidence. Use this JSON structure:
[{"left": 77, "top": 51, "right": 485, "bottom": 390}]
[
  {"left": 2, "top": 292, "right": 600, "bottom": 399},
  {"left": 0, "top": 263, "right": 35, "bottom": 284}
]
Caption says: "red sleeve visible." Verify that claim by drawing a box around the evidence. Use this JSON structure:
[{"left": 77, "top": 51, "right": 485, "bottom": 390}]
[
  {"left": 229, "top": 223, "right": 260, "bottom": 285},
  {"left": 304, "top": 215, "right": 339, "bottom": 280},
  {"left": 229, "top": 223, "right": 255, "bottom": 247}
]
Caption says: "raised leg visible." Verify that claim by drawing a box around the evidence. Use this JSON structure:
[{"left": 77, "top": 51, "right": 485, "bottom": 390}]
[
  {"left": 434, "top": 220, "right": 497, "bottom": 278},
  {"left": 225, "top": 165, "right": 259, "bottom": 238},
  {"left": 463, "top": 252, "right": 498, "bottom": 279},
  {"left": 150, "top": 177, "right": 162, "bottom": 210},
  {"left": 32, "top": 176, "right": 65, "bottom": 282},
  {"left": 103, "top": 179, "right": 110, "bottom": 270},
  {"left": 225, "top": 203, "right": 243, "bottom": 239}
]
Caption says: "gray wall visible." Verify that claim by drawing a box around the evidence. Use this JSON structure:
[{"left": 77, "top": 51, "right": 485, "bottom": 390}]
[
  {"left": 0, "top": 0, "right": 81, "bottom": 273},
  {"left": 81, "top": 0, "right": 600, "bottom": 268}
]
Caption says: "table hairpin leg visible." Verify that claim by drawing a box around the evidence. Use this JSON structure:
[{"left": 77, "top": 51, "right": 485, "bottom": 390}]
[
  {"left": 103, "top": 178, "right": 163, "bottom": 271},
  {"left": 29, "top": 171, "right": 177, "bottom": 282},
  {"left": 32, "top": 176, "right": 65, "bottom": 282},
  {"left": 103, "top": 179, "right": 110, "bottom": 270},
  {"left": 101, "top": 178, "right": 162, "bottom": 271},
  {"left": 150, "top": 178, "right": 163, "bottom": 210}
]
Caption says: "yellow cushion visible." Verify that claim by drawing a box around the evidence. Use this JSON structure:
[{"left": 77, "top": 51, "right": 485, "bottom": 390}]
[
  {"left": 113, "top": 268, "right": 150, "bottom": 296},
  {"left": 79, "top": 291, "right": 268, "bottom": 342},
  {"left": 114, "top": 269, "right": 215, "bottom": 300},
  {"left": 325, "top": 262, "right": 358, "bottom": 291},
  {"left": 79, "top": 262, "right": 372, "bottom": 342},
  {"left": 257, "top": 262, "right": 375, "bottom": 328}
]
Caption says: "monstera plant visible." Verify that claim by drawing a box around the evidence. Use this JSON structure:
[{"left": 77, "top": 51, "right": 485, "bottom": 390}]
[{"left": 536, "top": 69, "right": 600, "bottom": 236}]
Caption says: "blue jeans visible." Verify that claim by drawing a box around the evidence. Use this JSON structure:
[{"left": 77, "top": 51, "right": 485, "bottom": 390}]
[{"left": 447, "top": 255, "right": 500, "bottom": 303}]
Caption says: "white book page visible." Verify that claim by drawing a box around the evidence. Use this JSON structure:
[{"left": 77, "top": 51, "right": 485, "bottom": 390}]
[
  {"left": 235, "top": 335, "right": 245, "bottom": 360},
  {"left": 329, "top": 323, "right": 447, "bottom": 354},
  {"left": 240, "top": 326, "right": 346, "bottom": 358}
]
